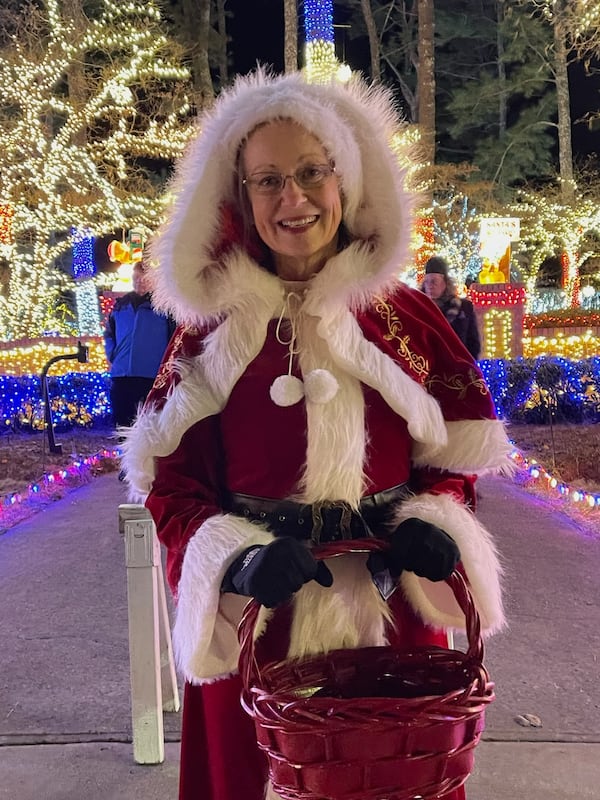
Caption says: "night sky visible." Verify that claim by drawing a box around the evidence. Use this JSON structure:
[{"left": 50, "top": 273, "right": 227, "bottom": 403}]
[{"left": 225, "top": 1, "right": 598, "bottom": 158}]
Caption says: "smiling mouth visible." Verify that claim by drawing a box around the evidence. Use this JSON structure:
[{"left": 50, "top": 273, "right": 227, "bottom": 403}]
[{"left": 279, "top": 215, "right": 318, "bottom": 228}]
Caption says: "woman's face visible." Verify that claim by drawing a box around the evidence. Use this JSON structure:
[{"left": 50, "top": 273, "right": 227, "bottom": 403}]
[
  {"left": 422, "top": 272, "right": 447, "bottom": 300},
  {"left": 241, "top": 120, "right": 342, "bottom": 280}
]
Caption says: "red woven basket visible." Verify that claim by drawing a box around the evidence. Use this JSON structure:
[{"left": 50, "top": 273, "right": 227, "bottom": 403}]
[{"left": 238, "top": 538, "right": 495, "bottom": 800}]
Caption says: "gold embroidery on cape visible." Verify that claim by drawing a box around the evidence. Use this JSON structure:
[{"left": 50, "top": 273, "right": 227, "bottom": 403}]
[
  {"left": 152, "top": 324, "right": 198, "bottom": 392},
  {"left": 374, "top": 296, "right": 429, "bottom": 378},
  {"left": 425, "top": 368, "right": 489, "bottom": 401}
]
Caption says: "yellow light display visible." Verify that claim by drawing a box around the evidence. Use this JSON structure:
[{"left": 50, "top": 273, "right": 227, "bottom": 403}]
[
  {"left": 508, "top": 190, "right": 600, "bottom": 314},
  {"left": 304, "top": 40, "right": 338, "bottom": 84},
  {"left": 483, "top": 309, "right": 513, "bottom": 359},
  {"left": 0, "top": 337, "right": 109, "bottom": 375},
  {"left": 522, "top": 331, "right": 600, "bottom": 359}
]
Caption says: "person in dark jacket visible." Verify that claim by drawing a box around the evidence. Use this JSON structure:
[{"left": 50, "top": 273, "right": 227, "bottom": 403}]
[
  {"left": 421, "top": 256, "right": 481, "bottom": 360},
  {"left": 104, "top": 260, "right": 176, "bottom": 429}
]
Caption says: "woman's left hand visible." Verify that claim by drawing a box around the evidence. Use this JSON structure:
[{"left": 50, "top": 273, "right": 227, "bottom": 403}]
[{"left": 366, "top": 518, "right": 460, "bottom": 582}]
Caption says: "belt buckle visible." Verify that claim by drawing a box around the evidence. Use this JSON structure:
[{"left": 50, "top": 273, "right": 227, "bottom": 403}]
[
  {"left": 311, "top": 501, "right": 324, "bottom": 544},
  {"left": 311, "top": 500, "right": 354, "bottom": 544}
]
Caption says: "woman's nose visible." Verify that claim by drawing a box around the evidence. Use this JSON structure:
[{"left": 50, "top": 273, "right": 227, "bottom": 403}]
[{"left": 279, "top": 175, "right": 307, "bottom": 203}]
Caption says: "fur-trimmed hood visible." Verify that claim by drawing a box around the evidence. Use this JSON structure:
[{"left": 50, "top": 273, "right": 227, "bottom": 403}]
[{"left": 148, "top": 69, "right": 414, "bottom": 325}]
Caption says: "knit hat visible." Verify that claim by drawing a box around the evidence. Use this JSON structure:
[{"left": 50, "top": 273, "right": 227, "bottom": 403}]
[{"left": 424, "top": 256, "right": 449, "bottom": 277}]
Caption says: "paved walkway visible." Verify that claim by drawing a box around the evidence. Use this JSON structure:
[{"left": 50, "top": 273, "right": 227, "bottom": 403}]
[{"left": 0, "top": 471, "right": 598, "bottom": 799}]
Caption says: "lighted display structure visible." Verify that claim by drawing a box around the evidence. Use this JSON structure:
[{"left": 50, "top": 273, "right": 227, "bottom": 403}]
[
  {"left": 470, "top": 216, "right": 525, "bottom": 358},
  {"left": 470, "top": 283, "right": 527, "bottom": 359}
]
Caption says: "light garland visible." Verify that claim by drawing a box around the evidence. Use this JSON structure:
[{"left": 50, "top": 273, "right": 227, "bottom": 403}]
[
  {"left": 522, "top": 331, "right": 600, "bottom": 359},
  {"left": 471, "top": 284, "right": 527, "bottom": 307},
  {"left": 483, "top": 309, "right": 513, "bottom": 360},
  {"left": 414, "top": 216, "right": 435, "bottom": 283},
  {"left": 0, "top": 204, "right": 14, "bottom": 246},
  {"left": 0, "top": 448, "right": 121, "bottom": 519},
  {"left": 510, "top": 446, "right": 600, "bottom": 513}
]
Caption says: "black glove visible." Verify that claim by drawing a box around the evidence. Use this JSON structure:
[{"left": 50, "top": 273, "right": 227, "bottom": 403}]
[
  {"left": 367, "top": 518, "right": 460, "bottom": 583},
  {"left": 221, "top": 537, "right": 333, "bottom": 608}
]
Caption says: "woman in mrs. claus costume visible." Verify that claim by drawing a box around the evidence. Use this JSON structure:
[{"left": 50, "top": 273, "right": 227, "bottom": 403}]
[{"left": 122, "top": 70, "right": 512, "bottom": 800}]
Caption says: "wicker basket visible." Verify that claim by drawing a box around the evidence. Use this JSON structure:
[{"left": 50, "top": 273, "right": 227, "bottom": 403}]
[{"left": 238, "top": 538, "right": 495, "bottom": 800}]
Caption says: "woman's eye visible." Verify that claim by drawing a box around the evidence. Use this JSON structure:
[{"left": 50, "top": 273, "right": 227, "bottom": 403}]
[
  {"left": 300, "top": 166, "right": 322, "bottom": 181},
  {"left": 257, "top": 174, "right": 280, "bottom": 187}
]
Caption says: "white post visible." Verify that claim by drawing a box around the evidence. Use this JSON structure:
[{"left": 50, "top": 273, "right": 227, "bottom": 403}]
[{"left": 119, "top": 504, "right": 179, "bottom": 765}]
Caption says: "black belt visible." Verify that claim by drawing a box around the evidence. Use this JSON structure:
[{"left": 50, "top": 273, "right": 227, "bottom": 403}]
[{"left": 225, "top": 483, "right": 412, "bottom": 544}]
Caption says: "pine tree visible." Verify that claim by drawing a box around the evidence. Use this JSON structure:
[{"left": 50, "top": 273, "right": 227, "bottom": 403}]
[
  {"left": 522, "top": 0, "right": 600, "bottom": 200},
  {"left": 436, "top": 0, "right": 556, "bottom": 193},
  {"left": 0, "top": 0, "right": 193, "bottom": 340}
]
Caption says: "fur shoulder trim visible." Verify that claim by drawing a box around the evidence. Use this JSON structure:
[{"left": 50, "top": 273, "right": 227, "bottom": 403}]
[
  {"left": 413, "top": 418, "right": 515, "bottom": 475},
  {"left": 316, "top": 306, "right": 447, "bottom": 449},
  {"left": 121, "top": 267, "right": 282, "bottom": 498}
]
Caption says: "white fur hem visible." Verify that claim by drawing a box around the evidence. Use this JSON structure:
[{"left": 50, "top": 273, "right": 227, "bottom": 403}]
[
  {"left": 413, "top": 418, "right": 514, "bottom": 475},
  {"left": 394, "top": 493, "right": 505, "bottom": 634},
  {"left": 173, "top": 514, "right": 274, "bottom": 683}
]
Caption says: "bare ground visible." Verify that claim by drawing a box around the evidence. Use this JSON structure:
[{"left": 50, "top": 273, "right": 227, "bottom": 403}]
[{"left": 0, "top": 428, "right": 120, "bottom": 531}]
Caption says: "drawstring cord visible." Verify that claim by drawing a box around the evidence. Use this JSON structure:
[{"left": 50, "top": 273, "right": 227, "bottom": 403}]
[
  {"left": 274, "top": 292, "right": 302, "bottom": 378},
  {"left": 270, "top": 291, "right": 339, "bottom": 407}
]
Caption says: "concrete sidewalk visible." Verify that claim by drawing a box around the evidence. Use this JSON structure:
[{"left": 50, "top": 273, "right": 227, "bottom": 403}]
[{"left": 0, "top": 472, "right": 599, "bottom": 799}]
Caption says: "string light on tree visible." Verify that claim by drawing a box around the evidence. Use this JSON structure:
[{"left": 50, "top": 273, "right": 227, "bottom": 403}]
[
  {"left": 0, "top": 205, "right": 14, "bottom": 247},
  {"left": 509, "top": 190, "right": 599, "bottom": 313},
  {"left": 0, "top": 0, "right": 194, "bottom": 341}
]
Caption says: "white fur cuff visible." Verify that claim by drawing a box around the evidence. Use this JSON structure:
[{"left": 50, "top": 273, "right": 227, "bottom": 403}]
[
  {"left": 173, "top": 514, "right": 274, "bottom": 683},
  {"left": 393, "top": 493, "right": 505, "bottom": 634}
]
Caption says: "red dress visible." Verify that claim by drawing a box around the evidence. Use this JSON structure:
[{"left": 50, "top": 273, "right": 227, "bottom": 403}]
[{"left": 139, "top": 291, "right": 499, "bottom": 800}]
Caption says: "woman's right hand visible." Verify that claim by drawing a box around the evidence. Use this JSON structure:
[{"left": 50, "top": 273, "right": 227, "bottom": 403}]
[{"left": 221, "top": 537, "right": 333, "bottom": 607}]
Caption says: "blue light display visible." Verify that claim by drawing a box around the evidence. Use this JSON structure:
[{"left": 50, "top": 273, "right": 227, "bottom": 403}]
[
  {"left": 72, "top": 228, "right": 97, "bottom": 279},
  {"left": 303, "top": 0, "right": 334, "bottom": 42}
]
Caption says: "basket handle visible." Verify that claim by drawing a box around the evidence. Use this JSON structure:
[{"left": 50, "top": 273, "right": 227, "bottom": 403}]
[{"left": 237, "top": 537, "right": 484, "bottom": 690}]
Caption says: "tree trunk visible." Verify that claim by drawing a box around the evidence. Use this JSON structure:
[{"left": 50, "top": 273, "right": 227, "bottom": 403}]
[
  {"left": 417, "top": 0, "right": 436, "bottom": 166},
  {"left": 497, "top": 0, "right": 507, "bottom": 138},
  {"left": 216, "top": 0, "right": 228, "bottom": 85},
  {"left": 360, "top": 0, "right": 380, "bottom": 82},
  {"left": 63, "top": 0, "right": 87, "bottom": 147},
  {"left": 283, "top": 0, "right": 298, "bottom": 73},
  {"left": 553, "top": 14, "right": 575, "bottom": 202},
  {"left": 182, "top": 0, "right": 215, "bottom": 109}
]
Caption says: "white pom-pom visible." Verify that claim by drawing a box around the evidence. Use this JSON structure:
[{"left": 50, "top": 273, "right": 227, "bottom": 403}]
[
  {"left": 303, "top": 369, "right": 339, "bottom": 404},
  {"left": 269, "top": 375, "right": 305, "bottom": 407}
]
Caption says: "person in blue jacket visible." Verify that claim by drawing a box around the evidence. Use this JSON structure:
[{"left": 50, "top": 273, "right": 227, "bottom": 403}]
[{"left": 104, "top": 260, "right": 176, "bottom": 430}]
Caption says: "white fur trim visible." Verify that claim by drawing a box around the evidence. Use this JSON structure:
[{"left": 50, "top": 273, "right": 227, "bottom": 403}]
[
  {"left": 413, "top": 418, "right": 514, "bottom": 475},
  {"left": 296, "top": 315, "right": 367, "bottom": 505},
  {"left": 312, "top": 304, "right": 447, "bottom": 450},
  {"left": 303, "top": 368, "right": 339, "bottom": 404},
  {"left": 288, "top": 554, "right": 392, "bottom": 658},
  {"left": 173, "top": 514, "right": 275, "bottom": 683},
  {"left": 149, "top": 71, "right": 414, "bottom": 324},
  {"left": 393, "top": 493, "right": 505, "bottom": 634}
]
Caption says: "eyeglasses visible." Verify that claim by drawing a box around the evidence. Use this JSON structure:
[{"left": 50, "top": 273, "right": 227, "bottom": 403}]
[{"left": 242, "top": 163, "right": 336, "bottom": 196}]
